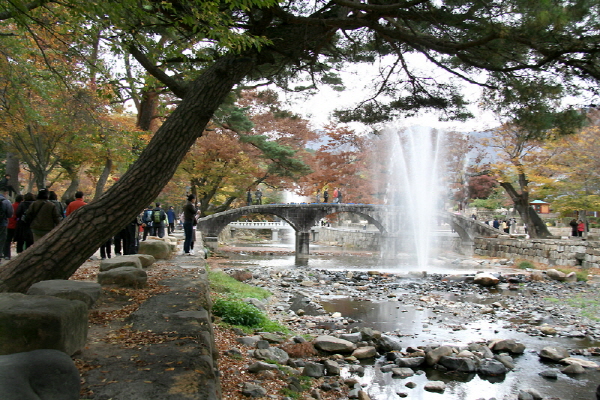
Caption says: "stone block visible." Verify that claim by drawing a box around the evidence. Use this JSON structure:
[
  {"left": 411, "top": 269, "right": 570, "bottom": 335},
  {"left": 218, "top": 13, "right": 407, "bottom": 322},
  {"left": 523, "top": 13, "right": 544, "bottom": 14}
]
[
  {"left": 138, "top": 239, "right": 171, "bottom": 259},
  {"left": 99, "top": 255, "right": 142, "bottom": 271},
  {"left": 26, "top": 280, "right": 101, "bottom": 308},
  {"left": 98, "top": 266, "right": 147, "bottom": 288},
  {"left": 0, "top": 293, "right": 88, "bottom": 355},
  {"left": 0, "top": 349, "right": 80, "bottom": 400}
]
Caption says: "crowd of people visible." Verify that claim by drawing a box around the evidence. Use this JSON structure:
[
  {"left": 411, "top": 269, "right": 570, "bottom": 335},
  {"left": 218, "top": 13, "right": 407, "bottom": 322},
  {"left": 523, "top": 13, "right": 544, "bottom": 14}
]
[
  {"left": 0, "top": 184, "right": 200, "bottom": 261},
  {"left": 0, "top": 188, "right": 84, "bottom": 261},
  {"left": 316, "top": 187, "right": 343, "bottom": 203}
]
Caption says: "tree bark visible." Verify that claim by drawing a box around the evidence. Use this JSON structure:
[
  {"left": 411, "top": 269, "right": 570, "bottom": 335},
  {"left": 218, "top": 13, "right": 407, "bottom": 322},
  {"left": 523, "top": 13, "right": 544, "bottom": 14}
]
[
  {"left": 499, "top": 181, "right": 552, "bottom": 238},
  {"left": 5, "top": 152, "right": 20, "bottom": 195},
  {"left": 0, "top": 55, "right": 255, "bottom": 292},
  {"left": 93, "top": 158, "right": 113, "bottom": 200}
]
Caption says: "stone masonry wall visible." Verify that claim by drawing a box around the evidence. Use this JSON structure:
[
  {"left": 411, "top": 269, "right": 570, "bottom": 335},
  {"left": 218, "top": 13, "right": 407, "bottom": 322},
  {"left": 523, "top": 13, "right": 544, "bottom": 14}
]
[
  {"left": 474, "top": 237, "right": 600, "bottom": 268},
  {"left": 316, "top": 227, "right": 381, "bottom": 251}
]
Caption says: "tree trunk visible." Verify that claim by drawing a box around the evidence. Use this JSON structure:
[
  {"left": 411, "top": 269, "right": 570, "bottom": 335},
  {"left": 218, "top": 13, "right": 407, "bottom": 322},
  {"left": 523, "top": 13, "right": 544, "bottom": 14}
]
[
  {"left": 500, "top": 181, "right": 552, "bottom": 238},
  {"left": 137, "top": 89, "right": 160, "bottom": 132},
  {"left": 61, "top": 164, "right": 82, "bottom": 202},
  {"left": 0, "top": 55, "right": 255, "bottom": 292},
  {"left": 5, "top": 152, "right": 20, "bottom": 195},
  {"left": 93, "top": 158, "right": 113, "bottom": 200}
]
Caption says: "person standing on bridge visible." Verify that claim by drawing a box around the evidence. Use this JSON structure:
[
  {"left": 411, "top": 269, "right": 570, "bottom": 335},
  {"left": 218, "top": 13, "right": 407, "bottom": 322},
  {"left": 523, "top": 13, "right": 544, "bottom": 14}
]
[
  {"left": 246, "top": 190, "right": 252, "bottom": 206},
  {"left": 332, "top": 187, "right": 339, "bottom": 203},
  {"left": 323, "top": 188, "right": 329, "bottom": 203},
  {"left": 255, "top": 188, "right": 262, "bottom": 205},
  {"left": 337, "top": 188, "right": 343, "bottom": 204},
  {"left": 183, "top": 194, "right": 197, "bottom": 255}
]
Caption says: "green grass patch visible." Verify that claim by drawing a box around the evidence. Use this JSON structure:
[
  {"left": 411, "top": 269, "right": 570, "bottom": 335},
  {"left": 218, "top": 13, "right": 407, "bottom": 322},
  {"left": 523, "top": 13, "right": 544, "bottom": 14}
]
[
  {"left": 208, "top": 270, "right": 272, "bottom": 299},
  {"left": 545, "top": 296, "right": 600, "bottom": 321},
  {"left": 517, "top": 261, "right": 534, "bottom": 270}
]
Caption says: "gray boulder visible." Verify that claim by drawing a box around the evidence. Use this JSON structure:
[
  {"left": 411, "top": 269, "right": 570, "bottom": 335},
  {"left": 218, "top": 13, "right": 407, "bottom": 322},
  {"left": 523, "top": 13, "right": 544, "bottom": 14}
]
[
  {"left": 323, "top": 359, "right": 341, "bottom": 375},
  {"left": 424, "top": 381, "right": 446, "bottom": 392},
  {"left": 248, "top": 361, "right": 279, "bottom": 373},
  {"left": 352, "top": 346, "right": 377, "bottom": 359},
  {"left": 391, "top": 368, "right": 415, "bottom": 377},
  {"left": 396, "top": 357, "right": 425, "bottom": 368},
  {"left": 490, "top": 339, "right": 525, "bottom": 354},
  {"left": 26, "top": 280, "right": 101, "bottom": 308},
  {"left": 0, "top": 349, "right": 80, "bottom": 400},
  {"left": 425, "top": 345, "right": 454, "bottom": 366},
  {"left": 539, "top": 346, "right": 570, "bottom": 362},
  {"left": 313, "top": 335, "right": 356, "bottom": 353},
  {"left": 253, "top": 347, "right": 289, "bottom": 365},
  {"left": 97, "top": 266, "right": 147, "bottom": 288},
  {"left": 135, "top": 254, "right": 156, "bottom": 268},
  {"left": 99, "top": 256, "right": 142, "bottom": 272},
  {"left": 241, "top": 382, "right": 267, "bottom": 398},
  {"left": 0, "top": 293, "right": 88, "bottom": 356},
  {"left": 473, "top": 272, "right": 500, "bottom": 287},
  {"left": 478, "top": 359, "right": 507, "bottom": 376},
  {"left": 138, "top": 239, "right": 171, "bottom": 259},
  {"left": 302, "top": 361, "right": 325, "bottom": 377},
  {"left": 439, "top": 356, "right": 478, "bottom": 372}
]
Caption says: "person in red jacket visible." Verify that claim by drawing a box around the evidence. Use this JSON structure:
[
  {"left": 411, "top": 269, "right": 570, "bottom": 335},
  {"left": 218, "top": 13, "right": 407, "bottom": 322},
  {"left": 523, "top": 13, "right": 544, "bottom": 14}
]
[
  {"left": 66, "top": 191, "right": 87, "bottom": 216},
  {"left": 3, "top": 194, "right": 22, "bottom": 260}
]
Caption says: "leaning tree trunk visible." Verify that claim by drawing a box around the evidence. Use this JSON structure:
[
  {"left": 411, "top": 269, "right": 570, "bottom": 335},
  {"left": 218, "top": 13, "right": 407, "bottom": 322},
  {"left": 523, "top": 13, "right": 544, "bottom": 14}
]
[
  {"left": 500, "top": 181, "right": 552, "bottom": 239},
  {"left": 5, "top": 152, "right": 20, "bottom": 195},
  {"left": 0, "top": 55, "right": 255, "bottom": 292}
]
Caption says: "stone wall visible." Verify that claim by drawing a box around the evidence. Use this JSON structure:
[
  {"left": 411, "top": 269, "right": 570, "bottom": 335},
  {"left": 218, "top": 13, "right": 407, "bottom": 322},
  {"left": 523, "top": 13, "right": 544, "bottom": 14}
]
[
  {"left": 315, "top": 227, "right": 381, "bottom": 251},
  {"left": 474, "top": 237, "right": 600, "bottom": 268}
]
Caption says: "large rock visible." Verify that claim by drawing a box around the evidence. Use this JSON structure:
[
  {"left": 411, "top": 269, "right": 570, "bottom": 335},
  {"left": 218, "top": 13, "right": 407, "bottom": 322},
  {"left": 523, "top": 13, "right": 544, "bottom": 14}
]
[
  {"left": 26, "top": 280, "right": 101, "bottom": 308},
  {"left": 439, "top": 356, "right": 478, "bottom": 372},
  {"left": 545, "top": 269, "right": 567, "bottom": 281},
  {"left": 352, "top": 346, "right": 378, "bottom": 359},
  {"left": 473, "top": 272, "right": 500, "bottom": 287},
  {"left": 425, "top": 345, "right": 454, "bottom": 366},
  {"left": 0, "top": 293, "right": 88, "bottom": 355},
  {"left": 253, "top": 347, "right": 289, "bottom": 365},
  {"left": 99, "top": 256, "right": 142, "bottom": 272},
  {"left": 478, "top": 359, "right": 508, "bottom": 376},
  {"left": 97, "top": 266, "right": 147, "bottom": 288},
  {"left": 138, "top": 239, "right": 172, "bottom": 260},
  {"left": 539, "top": 346, "right": 570, "bottom": 362},
  {"left": 489, "top": 339, "right": 525, "bottom": 354},
  {"left": 313, "top": 335, "right": 357, "bottom": 353},
  {"left": 0, "top": 349, "right": 80, "bottom": 400},
  {"left": 136, "top": 254, "right": 156, "bottom": 268}
]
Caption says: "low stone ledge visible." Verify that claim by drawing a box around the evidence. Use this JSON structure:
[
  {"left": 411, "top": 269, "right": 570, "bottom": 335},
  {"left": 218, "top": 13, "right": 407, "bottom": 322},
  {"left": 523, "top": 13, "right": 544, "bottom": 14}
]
[
  {"left": 26, "top": 280, "right": 101, "bottom": 308},
  {"left": 0, "top": 293, "right": 88, "bottom": 355}
]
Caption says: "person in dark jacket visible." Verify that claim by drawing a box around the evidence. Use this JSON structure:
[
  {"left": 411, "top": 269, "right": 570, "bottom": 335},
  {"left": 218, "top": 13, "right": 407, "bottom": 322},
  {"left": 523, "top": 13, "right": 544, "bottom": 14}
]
[
  {"left": 183, "top": 194, "right": 197, "bottom": 255},
  {"left": 25, "top": 189, "right": 61, "bottom": 242},
  {"left": 15, "top": 192, "right": 35, "bottom": 253},
  {"left": 0, "top": 190, "right": 14, "bottom": 261},
  {"left": 151, "top": 203, "right": 167, "bottom": 238},
  {"left": 3, "top": 194, "right": 22, "bottom": 260}
]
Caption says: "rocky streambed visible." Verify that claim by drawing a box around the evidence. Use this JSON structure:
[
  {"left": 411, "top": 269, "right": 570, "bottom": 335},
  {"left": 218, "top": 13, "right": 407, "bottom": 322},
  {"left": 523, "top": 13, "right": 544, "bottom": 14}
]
[{"left": 215, "top": 255, "right": 600, "bottom": 399}]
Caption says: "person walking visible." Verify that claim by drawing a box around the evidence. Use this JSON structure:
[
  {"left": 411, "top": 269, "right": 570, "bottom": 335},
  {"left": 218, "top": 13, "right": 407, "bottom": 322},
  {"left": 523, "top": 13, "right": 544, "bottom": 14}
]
[
  {"left": 4, "top": 194, "right": 22, "bottom": 260},
  {"left": 25, "top": 189, "right": 61, "bottom": 242},
  {"left": 151, "top": 203, "right": 167, "bottom": 238},
  {"left": 167, "top": 206, "right": 176, "bottom": 234},
  {"left": 577, "top": 220, "right": 585, "bottom": 237},
  {"left": 141, "top": 205, "right": 153, "bottom": 240},
  {"left": 316, "top": 189, "right": 321, "bottom": 203},
  {"left": 332, "top": 187, "right": 339, "bottom": 203},
  {"left": 15, "top": 192, "right": 35, "bottom": 253},
  {"left": 99, "top": 238, "right": 112, "bottom": 259},
  {"left": 66, "top": 191, "right": 86, "bottom": 216},
  {"left": 246, "top": 190, "right": 252, "bottom": 206},
  {"left": 183, "top": 194, "right": 197, "bottom": 255},
  {"left": 0, "top": 189, "right": 13, "bottom": 261},
  {"left": 337, "top": 188, "right": 343, "bottom": 204},
  {"left": 569, "top": 219, "right": 578, "bottom": 237},
  {"left": 255, "top": 188, "right": 262, "bottom": 205},
  {"left": 323, "top": 189, "right": 329, "bottom": 203},
  {"left": 48, "top": 191, "right": 65, "bottom": 220}
]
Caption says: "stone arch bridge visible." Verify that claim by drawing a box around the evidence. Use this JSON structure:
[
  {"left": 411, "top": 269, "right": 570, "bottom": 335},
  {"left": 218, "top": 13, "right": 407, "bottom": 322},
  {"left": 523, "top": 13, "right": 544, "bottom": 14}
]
[{"left": 197, "top": 204, "right": 501, "bottom": 261}]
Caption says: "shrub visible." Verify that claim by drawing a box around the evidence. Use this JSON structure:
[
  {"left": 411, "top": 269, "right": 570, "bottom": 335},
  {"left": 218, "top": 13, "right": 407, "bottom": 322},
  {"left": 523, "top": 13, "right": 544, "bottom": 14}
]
[
  {"left": 518, "top": 261, "right": 534, "bottom": 270},
  {"left": 212, "top": 298, "right": 265, "bottom": 327}
]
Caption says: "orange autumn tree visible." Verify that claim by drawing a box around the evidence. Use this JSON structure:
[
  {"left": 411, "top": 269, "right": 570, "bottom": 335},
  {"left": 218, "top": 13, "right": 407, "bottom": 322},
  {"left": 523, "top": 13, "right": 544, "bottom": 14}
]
[
  {"left": 172, "top": 90, "right": 315, "bottom": 216},
  {"left": 298, "top": 125, "right": 381, "bottom": 204}
]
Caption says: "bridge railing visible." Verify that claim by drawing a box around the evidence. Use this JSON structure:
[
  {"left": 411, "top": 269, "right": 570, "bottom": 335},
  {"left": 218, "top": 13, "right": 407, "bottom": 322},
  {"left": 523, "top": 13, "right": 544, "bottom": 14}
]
[{"left": 227, "top": 221, "right": 293, "bottom": 229}]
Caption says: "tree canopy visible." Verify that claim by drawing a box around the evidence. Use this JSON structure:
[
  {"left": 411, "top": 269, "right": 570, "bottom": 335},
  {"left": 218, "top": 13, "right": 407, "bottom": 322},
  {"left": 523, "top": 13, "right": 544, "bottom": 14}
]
[{"left": 2, "top": 0, "right": 600, "bottom": 291}]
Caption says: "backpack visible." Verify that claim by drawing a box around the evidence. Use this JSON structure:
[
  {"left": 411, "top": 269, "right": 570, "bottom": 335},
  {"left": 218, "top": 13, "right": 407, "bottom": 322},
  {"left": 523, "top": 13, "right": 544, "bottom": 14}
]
[{"left": 152, "top": 210, "right": 162, "bottom": 224}]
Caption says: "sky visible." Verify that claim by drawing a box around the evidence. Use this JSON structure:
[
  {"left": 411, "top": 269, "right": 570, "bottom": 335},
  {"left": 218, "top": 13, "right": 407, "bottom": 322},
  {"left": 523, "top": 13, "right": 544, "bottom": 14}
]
[{"left": 278, "top": 54, "right": 500, "bottom": 135}]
